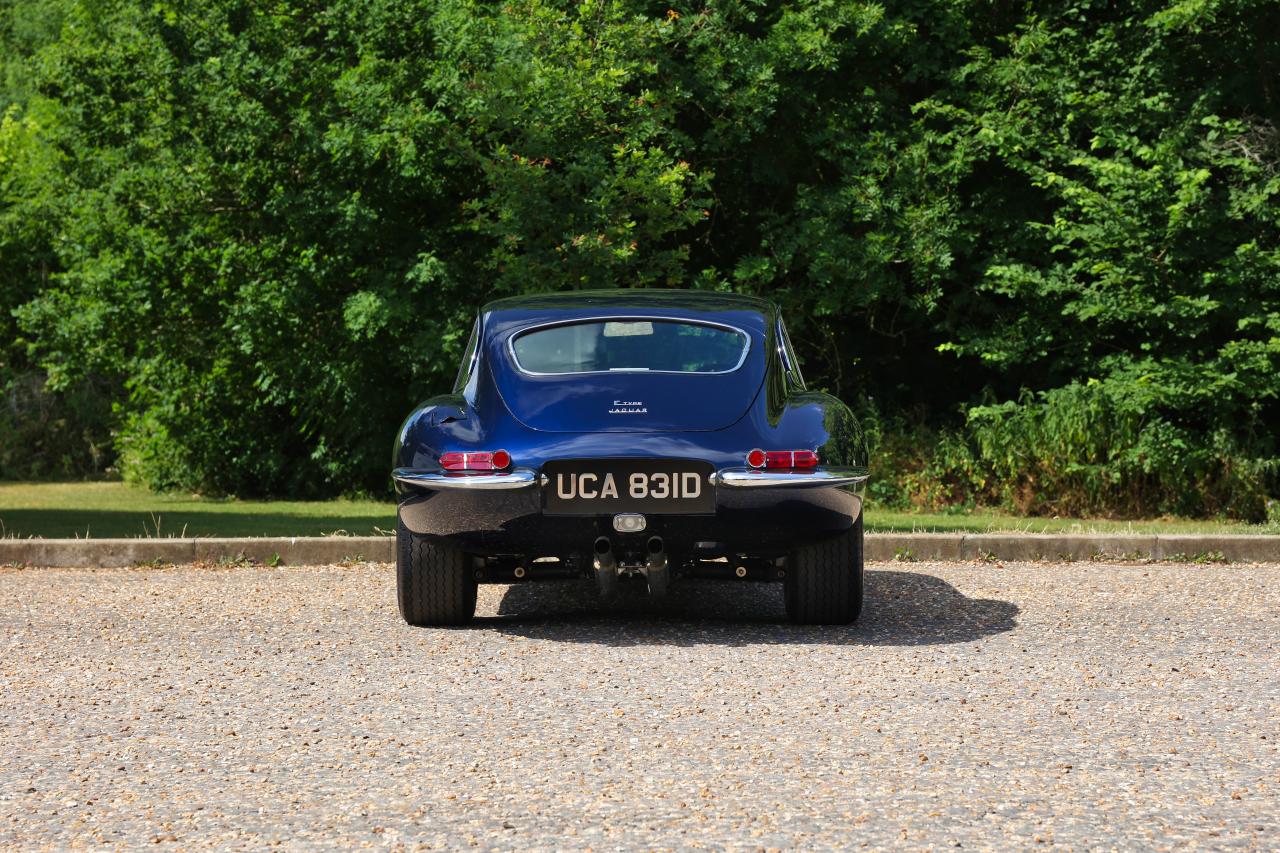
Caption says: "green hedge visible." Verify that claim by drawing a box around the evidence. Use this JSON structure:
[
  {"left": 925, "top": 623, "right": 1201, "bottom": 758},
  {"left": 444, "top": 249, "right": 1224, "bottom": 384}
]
[{"left": 1, "top": 0, "right": 1277, "bottom": 517}]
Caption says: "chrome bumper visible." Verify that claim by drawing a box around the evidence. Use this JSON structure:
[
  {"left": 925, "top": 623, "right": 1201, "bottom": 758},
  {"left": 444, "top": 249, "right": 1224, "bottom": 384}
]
[
  {"left": 394, "top": 465, "right": 867, "bottom": 492},
  {"left": 711, "top": 467, "right": 869, "bottom": 488},
  {"left": 393, "top": 467, "right": 539, "bottom": 490}
]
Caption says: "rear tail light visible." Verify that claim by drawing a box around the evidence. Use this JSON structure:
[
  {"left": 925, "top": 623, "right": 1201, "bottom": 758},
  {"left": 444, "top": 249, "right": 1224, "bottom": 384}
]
[
  {"left": 747, "top": 449, "right": 818, "bottom": 469},
  {"left": 439, "top": 450, "right": 511, "bottom": 472}
]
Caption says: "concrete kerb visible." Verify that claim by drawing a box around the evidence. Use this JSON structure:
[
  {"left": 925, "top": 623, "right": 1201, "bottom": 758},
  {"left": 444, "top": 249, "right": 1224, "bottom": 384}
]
[
  {"left": 870, "top": 533, "right": 1278, "bottom": 563},
  {"left": 0, "top": 537, "right": 394, "bottom": 569},
  {"left": 1151, "top": 534, "right": 1279, "bottom": 562},
  {"left": 2, "top": 533, "right": 1276, "bottom": 568},
  {"left": 863, "top": 534, "right": 965, "bottom": 562}
]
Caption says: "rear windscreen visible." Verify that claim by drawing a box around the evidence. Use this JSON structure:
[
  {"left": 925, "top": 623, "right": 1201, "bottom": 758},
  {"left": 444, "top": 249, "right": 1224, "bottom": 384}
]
[{"left": 510, "top": 319, "right": 749, "bottom": 375}]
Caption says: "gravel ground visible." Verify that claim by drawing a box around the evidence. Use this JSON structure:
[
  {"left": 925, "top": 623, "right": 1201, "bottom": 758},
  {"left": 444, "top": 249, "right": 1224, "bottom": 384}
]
[{"left": 1, "top": 561, "right": 1277, "bottom": 851}]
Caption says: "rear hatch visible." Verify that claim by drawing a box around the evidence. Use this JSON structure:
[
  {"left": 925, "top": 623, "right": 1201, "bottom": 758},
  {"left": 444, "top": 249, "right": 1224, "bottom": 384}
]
[{"left": 489, "top": 317, "right": 766, "bottom": 433}]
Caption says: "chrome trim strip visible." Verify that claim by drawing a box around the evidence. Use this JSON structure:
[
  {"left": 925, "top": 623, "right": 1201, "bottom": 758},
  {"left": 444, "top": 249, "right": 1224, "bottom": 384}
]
[
  {"left": 506, "top": 315, "right": 753, "bottom": 377},
  {"left": 776, "top": 315, "right": 807, "bottom": 391},
  {"left": 393, "top": 467, "right": 538, "bottom": 490},
  {"left": 712, "top": 467, "right": 870, "bottom": 488}
]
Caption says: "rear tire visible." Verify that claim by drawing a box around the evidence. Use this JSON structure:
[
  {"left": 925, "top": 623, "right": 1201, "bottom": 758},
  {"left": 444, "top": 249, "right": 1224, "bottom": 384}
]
[
  {"left": 785, "top": 514, "right": 864, "bottom": 625},
  {"left": 396, "top": 516, "right": 477, "bottom": 626}
]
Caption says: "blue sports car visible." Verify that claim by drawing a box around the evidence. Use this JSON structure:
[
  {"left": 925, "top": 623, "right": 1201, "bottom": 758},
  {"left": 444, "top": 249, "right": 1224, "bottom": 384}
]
[{"left": 392, "top": 290, "right": 869, "bottom": 625}]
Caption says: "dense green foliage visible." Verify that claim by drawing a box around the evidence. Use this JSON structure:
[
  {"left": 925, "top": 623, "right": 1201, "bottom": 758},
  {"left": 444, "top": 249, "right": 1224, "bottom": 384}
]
[{"left": 2, "top": 0, "right": 1277, "bottom": 517}]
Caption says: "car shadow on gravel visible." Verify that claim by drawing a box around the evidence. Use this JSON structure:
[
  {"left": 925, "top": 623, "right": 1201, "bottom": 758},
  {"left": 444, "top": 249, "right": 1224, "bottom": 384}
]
[{"left": 480, "top": 570, "right": 1018, "bottom": 646}]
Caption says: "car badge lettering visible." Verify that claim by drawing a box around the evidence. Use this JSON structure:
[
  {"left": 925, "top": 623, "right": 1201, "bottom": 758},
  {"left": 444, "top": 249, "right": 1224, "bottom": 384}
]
[{"left": 609, "top": 400, "right": 647, "bottom": 415}]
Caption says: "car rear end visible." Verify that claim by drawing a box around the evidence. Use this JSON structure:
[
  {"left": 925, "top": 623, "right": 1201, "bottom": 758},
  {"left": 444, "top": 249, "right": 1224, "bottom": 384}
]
[{"left": 392, "top": 292, "right": 868, "bottom": 625}]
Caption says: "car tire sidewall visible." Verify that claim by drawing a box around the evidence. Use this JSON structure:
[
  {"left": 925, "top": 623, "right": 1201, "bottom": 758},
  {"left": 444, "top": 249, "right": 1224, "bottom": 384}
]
[
  {"left": 396, "top": 514, "right": 477, "bottom": 626},
  {"left": 785, "top": 513, "right": 864, "bottom": 625}
]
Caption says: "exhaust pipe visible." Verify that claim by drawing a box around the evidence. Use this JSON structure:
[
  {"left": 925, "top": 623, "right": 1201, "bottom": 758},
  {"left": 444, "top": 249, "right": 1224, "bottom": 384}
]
[
  {"left": 644, "top": 536, "right": 669, "bottom": 598},
  {"left": 593, "top": 537, "right": 617, "bottom": 598}
]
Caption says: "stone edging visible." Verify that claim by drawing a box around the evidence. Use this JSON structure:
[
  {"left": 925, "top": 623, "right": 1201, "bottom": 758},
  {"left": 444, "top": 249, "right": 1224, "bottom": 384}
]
[
  {"left": 862, "top": 533, "right": 1276, "bottom": 563},
  {"left": 1, "top": 533, "right": 1275, "bottom": 568}
]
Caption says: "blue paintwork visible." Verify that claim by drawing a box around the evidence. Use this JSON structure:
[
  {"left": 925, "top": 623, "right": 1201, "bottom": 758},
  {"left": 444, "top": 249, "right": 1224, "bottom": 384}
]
[{"left": 392, "top": 290, "right": 868, "bottom": 563}]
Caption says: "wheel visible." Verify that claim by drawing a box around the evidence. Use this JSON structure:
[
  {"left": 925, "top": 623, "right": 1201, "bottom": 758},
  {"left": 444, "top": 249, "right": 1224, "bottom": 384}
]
[
  {"left": 785, "top": 514, "right": 864, "bottom": 625},
  {"left": 396, "top": 515, "right": 477, "bottom": 626}
]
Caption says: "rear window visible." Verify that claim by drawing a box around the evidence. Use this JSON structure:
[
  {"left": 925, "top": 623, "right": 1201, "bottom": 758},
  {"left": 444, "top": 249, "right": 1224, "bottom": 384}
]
[{"left": 510, "top": 319, "right": 749, "bottom": 375}]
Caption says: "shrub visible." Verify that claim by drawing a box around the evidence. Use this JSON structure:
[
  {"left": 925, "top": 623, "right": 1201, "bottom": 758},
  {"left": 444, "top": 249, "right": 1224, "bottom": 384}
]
[
  {"left": 0, "top": 0, "right": 1276, "bottom": 513},
  {"left": 0, "top": 369, "right": 114, "bottom": 480},
  {"left": 866, "top": 382, "right": 1274, "bottom": 522}
]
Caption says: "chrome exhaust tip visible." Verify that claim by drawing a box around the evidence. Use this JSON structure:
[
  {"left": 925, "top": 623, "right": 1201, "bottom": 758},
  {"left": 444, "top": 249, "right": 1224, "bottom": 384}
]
[
  {"left": 594, "top": 537, "right": 618, "bottom": 598},
  {"left": 644, "top": 537, "right": 669, "bottom": 598}
]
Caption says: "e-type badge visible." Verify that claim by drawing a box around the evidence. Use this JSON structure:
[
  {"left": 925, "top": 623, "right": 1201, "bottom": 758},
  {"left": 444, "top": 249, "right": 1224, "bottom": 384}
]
[{"left": 608, "top": 400, "right": 648, "bottom": 415}]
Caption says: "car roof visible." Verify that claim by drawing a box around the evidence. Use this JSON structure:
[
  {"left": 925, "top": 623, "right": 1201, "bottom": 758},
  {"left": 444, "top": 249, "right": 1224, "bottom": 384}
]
[
  {"left": 480, "top": 289, "right": 776, "bottom": 338},
  {"left": 483, "top": 288, "right": 773, "bottom": 313}
]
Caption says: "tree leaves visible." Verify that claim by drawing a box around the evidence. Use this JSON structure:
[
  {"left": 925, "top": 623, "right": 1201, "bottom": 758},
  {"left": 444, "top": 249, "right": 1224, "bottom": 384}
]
[{"left": 0, "top": 0, "right": 1276, "bottom": 509}]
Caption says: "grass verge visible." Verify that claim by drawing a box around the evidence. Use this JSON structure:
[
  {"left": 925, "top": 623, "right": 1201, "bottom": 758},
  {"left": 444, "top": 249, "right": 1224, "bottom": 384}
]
[
  {"left": 1, "top": 481, "right": 1276, "bottom": 539},
  {"left": 0, "top": 482, "right": 393, "bottom": 538}
]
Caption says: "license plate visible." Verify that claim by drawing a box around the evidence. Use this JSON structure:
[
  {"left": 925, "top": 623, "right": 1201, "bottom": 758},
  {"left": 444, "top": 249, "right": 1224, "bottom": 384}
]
[{"left": 542, "top": 459, "right": 716, "bottom": 516}]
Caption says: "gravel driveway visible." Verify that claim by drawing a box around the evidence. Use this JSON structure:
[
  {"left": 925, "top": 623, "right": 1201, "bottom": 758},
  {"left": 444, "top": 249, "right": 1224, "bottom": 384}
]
[{"left": 1, "top": 561, "right": 1276, "bottom": 850}]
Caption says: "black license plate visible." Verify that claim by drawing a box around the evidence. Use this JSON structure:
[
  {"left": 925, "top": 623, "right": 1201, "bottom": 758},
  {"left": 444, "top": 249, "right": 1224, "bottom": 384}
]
[{"left": 542, "top": 459, "right": 717, "bottom": 516}]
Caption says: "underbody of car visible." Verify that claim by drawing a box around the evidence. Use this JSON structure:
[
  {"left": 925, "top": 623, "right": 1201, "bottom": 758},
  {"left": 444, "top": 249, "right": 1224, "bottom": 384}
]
[{"left": 392, "top": 289, "right": 869, "bottom": 625}]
